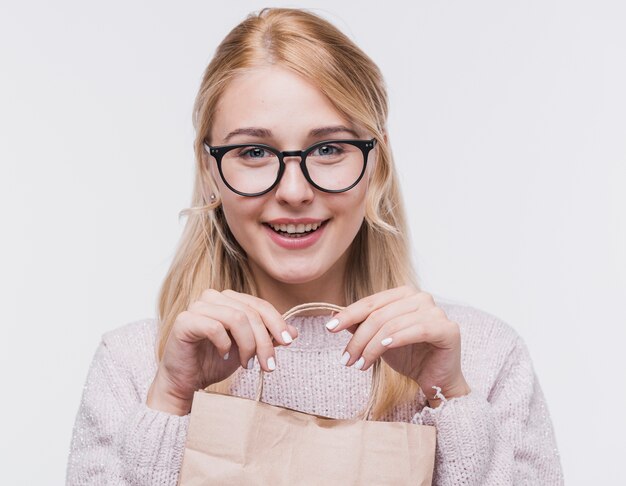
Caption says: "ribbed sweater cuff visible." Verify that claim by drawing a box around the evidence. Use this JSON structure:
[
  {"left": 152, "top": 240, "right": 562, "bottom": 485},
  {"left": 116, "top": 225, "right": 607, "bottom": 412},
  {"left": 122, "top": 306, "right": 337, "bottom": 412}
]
[
  {"left": 117, "top": 402, "right": 190, "bottom": 480},
  {"left": 411, "top": 391, "right": 493, "bottom": 463}
]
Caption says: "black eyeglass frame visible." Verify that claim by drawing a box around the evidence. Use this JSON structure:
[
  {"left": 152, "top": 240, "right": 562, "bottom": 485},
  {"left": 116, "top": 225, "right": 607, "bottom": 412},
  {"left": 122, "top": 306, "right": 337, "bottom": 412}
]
[{"left": 203, "top": 138, "right": 377, "bottom": 197}]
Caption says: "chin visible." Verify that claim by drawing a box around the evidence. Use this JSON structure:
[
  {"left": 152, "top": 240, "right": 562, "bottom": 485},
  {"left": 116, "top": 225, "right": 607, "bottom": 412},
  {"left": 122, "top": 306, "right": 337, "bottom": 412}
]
[
  {"left": 272, "top": 272, "right": 321, "bottom": 286},
  {"left": 267, "top": 264, "right": 328, "bottom": 285}
]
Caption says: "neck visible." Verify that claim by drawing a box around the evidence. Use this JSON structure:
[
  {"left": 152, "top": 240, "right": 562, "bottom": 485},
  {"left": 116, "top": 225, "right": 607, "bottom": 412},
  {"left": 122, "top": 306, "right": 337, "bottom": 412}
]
[{"left": 249, "top": 257, "right": 348, "bottom": 315}]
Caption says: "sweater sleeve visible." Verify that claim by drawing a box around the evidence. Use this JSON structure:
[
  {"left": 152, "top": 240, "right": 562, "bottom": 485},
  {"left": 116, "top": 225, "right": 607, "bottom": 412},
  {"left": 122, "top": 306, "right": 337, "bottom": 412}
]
[
  {"left": 66, "top": 339, "right": 190, "bottom": 485},
  {"left": 412, "top": 336, "right": 564, "bottom": 485}
]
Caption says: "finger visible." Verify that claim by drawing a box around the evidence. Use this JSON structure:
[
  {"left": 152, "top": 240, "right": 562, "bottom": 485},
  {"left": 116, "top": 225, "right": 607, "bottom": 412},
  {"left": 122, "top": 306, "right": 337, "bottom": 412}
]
[
  {"left": 380, "top": 309, "right": 458, "bottom": 349},
  {"left": 199, "top": 292, "right": 277, "bottom": 372},
  {"left": 358, "top": 308, "right": 456, "bottom": 371},
  {"left": 173, "top": 310, "right": 232, "bottom": 358},
  {"left": 285, "top": 323, "right": 299, "bottom": 340},
  {"left": 346, "top": 324, "right": 359, "bottom": 334},
  {"left": 326, "top": 286, "right": 425, "bottom": 333},
  {"left": 357, "top": 313, "right": 418, "bottom": 371},
  {"left": 328, "top": 312, "right": 358, "bottom": 334},
  {"left": 222, "top": 289, "right": 298, "bottom": 345},
  {"left": 190, "top": 298, "right": 257, "bottom": 369},
  {"left": 340, "top": 297, "right": 417, "bottom": 367},
  {"left": 239, "top": 309, "right": 277, "bottom": 372}
]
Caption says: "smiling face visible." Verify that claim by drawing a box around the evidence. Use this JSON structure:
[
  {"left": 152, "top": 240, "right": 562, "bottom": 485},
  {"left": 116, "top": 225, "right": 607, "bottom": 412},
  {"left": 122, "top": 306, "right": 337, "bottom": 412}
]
[{"left": 208, "top": 65, "right": 375, "bottom": 308}]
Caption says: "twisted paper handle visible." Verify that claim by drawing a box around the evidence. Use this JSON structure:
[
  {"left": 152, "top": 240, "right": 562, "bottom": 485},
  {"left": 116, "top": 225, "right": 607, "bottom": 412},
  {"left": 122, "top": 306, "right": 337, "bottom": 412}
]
[{"left": 254, "top": 302, "right": 379, "bottom": 421}]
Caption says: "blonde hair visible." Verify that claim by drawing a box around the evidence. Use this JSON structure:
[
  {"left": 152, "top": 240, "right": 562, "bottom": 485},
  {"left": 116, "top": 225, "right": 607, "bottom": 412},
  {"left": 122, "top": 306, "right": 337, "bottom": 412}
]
[{"left": 155, "top": 8, "right": 421, "bottom": 419}]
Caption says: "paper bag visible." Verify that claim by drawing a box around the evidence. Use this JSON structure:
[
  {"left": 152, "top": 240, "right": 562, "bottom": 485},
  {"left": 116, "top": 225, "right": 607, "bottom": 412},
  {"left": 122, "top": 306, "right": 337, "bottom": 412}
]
[{"left": 178, "top": 303, "right": 436, "bottom": 485}]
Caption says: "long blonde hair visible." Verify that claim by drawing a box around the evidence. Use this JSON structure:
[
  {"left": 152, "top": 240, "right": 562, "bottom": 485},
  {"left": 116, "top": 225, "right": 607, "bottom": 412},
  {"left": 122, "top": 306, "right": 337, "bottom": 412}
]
[{"left": 156, "top": 8, "right": 421, "bottom": 419}]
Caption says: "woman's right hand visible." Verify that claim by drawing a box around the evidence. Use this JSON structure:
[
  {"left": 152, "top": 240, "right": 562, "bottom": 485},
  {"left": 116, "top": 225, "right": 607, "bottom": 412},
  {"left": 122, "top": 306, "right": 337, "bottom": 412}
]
[{"left": 146, "top": 289, "right": 297, "bottom": 416}]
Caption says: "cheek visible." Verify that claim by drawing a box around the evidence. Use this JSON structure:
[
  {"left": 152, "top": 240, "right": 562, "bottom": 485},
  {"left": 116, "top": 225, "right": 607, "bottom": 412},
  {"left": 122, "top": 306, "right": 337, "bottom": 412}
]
[
  {"left": 213, "top": 163, "right": 236, "bottom": 197},
  {"left": 334, "top": 188, "right": 368, "bottom": 231},
  {"left": 351, "top": 181, "right": 369, "bottom": 214},
  {"left": 219, "top": 196, "right": 262, "bottom": 242}
]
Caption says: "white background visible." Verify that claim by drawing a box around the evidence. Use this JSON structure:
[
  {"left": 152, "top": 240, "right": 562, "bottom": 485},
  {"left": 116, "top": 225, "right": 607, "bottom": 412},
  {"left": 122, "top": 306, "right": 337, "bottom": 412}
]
[{"left": 1, "top": 0, "right": 624, "bottom": 484}]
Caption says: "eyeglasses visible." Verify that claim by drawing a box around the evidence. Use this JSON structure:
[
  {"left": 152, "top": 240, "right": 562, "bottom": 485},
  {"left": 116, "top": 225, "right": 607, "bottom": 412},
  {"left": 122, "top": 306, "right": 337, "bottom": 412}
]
[{"left": 203, "top": 138, "right": 377, "bottom": 197}]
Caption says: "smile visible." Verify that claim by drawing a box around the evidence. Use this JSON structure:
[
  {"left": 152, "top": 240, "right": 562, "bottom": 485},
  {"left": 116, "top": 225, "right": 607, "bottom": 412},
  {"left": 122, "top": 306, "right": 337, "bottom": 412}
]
[
  {"left": 266, "top": 221, "right": 323, "bottom": 236},
  {"left": 262, "top": 219, "right": 329, "bottom": 249}
]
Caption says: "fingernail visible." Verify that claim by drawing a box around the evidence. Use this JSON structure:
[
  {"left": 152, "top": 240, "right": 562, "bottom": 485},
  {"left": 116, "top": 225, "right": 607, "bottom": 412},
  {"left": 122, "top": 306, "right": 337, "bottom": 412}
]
[
  {"left": 223, "top": 352, "right": 230, "bottom": 360},
  {"left": 354, "top": 357, "right": 365, "bottom": 370},
  {"left": 267, "top": 357, "right": 276, "bottom": 371},
  {"left": 381, "top": 337, "right": 393, "bottom": 346},
  {"left": 281, "top": 330, "right": 293, "bottom": 344},
  {"left": 247, "top": 357, "right": 255, "bottom": 370},
  {"left": 340, "top": 351, "right": 350, "bottom": 366},
  {"left": 326, "top": 318, "right": 339, "bottom": 330}
]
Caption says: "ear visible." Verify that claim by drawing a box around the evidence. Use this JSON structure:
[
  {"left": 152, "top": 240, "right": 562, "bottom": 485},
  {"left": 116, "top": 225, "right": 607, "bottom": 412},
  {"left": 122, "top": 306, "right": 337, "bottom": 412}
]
[{"left": 201, "top": 153, "right": 222, "bottom": 204}]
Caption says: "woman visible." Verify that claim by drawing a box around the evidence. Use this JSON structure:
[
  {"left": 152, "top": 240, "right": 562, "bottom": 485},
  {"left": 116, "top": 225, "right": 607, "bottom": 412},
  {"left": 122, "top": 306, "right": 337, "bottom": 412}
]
[{"left": 66, "top": 8, "right": 563, "bottom": 485}]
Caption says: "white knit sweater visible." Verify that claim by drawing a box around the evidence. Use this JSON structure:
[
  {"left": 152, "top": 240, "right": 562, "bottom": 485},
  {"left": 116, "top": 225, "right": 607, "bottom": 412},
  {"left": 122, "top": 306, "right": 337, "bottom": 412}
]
[{"left": 66, "top": 300, "right": 564, "bottom": 485}]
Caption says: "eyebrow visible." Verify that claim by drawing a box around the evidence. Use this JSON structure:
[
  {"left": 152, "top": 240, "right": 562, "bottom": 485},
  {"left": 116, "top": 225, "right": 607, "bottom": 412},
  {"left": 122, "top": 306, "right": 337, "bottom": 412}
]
[{"left": 222, "top": 125, "right": 360, "bottom": 144}]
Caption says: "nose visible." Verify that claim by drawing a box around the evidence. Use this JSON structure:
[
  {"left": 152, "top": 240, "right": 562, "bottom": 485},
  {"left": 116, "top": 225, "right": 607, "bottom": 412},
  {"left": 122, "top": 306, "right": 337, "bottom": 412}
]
[{"left": 274, "top": 156, "right": 314, "bottom": 206}]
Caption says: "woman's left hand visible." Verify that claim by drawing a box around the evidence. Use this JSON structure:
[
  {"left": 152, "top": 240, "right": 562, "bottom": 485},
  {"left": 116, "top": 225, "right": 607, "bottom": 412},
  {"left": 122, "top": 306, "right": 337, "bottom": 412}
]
[{"left": 325, "top": 286, "right": 471, "bottom": 408}]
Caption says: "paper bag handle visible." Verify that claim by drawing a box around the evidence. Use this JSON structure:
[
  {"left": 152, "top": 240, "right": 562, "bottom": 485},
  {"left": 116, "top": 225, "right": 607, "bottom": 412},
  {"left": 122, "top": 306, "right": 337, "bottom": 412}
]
[{"left": 255, "top": 302, "right": 379, "bottom": 420}]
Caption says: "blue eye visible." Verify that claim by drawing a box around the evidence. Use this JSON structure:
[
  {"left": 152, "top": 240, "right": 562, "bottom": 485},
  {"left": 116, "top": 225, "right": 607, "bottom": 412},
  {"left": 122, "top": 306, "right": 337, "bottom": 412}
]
[
  {"left": 242, "top": 147, "right": 268, "bottom": 158},
  {"left": 312, "top": 145, "right": 341, "bottom": 156},
  {"left": 234, "top": 146, "right": 274, "bottom": 159}
]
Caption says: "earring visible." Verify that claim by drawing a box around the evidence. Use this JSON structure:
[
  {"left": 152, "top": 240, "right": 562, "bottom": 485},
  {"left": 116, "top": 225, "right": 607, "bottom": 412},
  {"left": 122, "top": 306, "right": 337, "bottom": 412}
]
[{"left": 210, "top": 193, "right": 216, "bottom": 201}]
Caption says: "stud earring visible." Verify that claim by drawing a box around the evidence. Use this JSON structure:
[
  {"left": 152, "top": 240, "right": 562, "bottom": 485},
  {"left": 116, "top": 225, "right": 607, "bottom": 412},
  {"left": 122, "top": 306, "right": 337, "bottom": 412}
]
[{"left": 210, "top": 193, "right": 216, "bottom": 201}]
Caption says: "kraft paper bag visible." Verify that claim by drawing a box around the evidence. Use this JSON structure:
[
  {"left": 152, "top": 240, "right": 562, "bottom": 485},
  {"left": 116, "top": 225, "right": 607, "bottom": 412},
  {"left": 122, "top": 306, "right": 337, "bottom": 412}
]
[{"left": 178, "top": 303, "right": 436, "bottom": 486}]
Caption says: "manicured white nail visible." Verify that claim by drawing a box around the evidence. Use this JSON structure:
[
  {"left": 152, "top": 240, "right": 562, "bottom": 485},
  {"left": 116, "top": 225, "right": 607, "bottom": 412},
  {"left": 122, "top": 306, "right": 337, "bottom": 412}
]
[
  {"left": 340, "top": 351, "right": 350, "bottom": 366},
  {"left": 247, "top": 357, "right": 255, "bottom": 370},
  {"left": 354, "top": 357, "right": 365, "bottom": 370},
  {"left": 267, "top": 357, "right": 276, "bottom": 371},
  {"left": 381, "top": 337, "right": 393, "bottom": 346},
  {"left": 223, "top": 352, "right": 230, "bottom": 360},
  {"left": 281, "top": 330, "right": 293, "bottom": 344},
  {"left": 325, "top": 318, "right": 339, "bottom": 330}
]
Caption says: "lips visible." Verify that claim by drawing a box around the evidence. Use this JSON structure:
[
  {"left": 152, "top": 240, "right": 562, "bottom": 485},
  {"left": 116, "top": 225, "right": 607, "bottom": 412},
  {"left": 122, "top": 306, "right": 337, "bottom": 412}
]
[{"left": 262, "top": 219, "right": 329, "bottom": 249}]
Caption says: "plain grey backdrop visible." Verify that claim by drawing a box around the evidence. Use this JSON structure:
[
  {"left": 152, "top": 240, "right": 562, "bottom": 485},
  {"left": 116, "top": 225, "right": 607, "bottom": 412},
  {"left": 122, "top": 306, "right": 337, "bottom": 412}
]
[{"left": 1, "top": 0, "right": 624, "bottom": 484}]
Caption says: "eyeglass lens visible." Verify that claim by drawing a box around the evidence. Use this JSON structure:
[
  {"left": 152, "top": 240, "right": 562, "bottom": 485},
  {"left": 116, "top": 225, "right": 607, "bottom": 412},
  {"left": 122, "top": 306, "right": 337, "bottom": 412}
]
[{"left": 220, "top": 142, "right": 365, "bottom": 194}]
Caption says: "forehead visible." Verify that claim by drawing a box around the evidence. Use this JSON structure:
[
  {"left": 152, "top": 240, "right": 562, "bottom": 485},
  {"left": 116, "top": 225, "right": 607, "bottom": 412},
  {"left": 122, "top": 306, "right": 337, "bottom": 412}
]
[{"left": 211, "top": 65, "right": 357, "bottom": 144}]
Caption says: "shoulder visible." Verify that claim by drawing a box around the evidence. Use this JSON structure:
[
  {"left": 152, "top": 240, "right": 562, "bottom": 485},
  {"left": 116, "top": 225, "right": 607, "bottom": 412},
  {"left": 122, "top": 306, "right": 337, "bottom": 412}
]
[
  {"left": 435, "top": 297, "right": 522, "bottom": 350},
  {"left": 97, "top": 317, "right": 160, "bottom": 393},
  {"left": 101, "top": 317, "right": 159, "bottom": 352},
  {"left": 433, "top": 296, "right": 528, "bottom": 394}
]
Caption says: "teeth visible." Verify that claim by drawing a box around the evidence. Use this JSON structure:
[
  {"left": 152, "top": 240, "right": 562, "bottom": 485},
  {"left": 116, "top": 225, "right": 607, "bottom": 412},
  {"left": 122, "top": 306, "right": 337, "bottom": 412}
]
[{"left": 268, "top": 221, "right": 323, "bottom": 234}]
